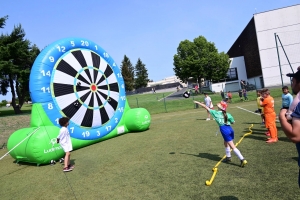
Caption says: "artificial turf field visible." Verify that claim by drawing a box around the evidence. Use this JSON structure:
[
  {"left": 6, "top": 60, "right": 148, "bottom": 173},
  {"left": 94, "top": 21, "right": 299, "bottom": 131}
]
[{"left": 0, "top": 89, "right": 299, "bottom": 200}]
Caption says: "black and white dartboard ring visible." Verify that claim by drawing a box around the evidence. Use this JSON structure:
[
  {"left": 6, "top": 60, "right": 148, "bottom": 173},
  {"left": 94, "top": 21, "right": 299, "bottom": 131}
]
[{"left": 29, "top": 38, "right": 126, "bottom": 140}]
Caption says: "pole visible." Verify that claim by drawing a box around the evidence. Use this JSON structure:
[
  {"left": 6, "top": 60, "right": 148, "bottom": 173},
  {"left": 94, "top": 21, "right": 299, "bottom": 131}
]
[
  {"left": 275, "top": 33, "right": 284, "bottom": 87},
  {"left": 136, "top": 98, "right": 139, "bottom": 108},
  {"left": 276, "top": 35, "right": 294, "bottom": 73},
  {"left": 163, "top": 93, "right": 167, "bottom": 112}
]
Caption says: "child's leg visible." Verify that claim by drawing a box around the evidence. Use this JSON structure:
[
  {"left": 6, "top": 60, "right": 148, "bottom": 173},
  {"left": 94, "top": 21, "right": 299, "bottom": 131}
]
[
  {"left": 261, "top": 113, "right": 265, "bottom": 123},
  {"left": 207, "top": 110, "right": 211, "bottom": 119},
  {"left": 224, "top": 141, "right": 231, "bottom": 158},
  {"left": 64, "top": 152, "right": 70, "bottom": 168},
  {"left": 265, "top": 113, "right": 277, "bottom": 140},
  {"left": 227, "top": 141, "right": 244, "bottom": 160}
]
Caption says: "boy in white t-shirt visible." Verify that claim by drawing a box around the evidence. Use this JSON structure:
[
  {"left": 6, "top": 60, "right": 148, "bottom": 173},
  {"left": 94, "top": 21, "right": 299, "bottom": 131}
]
[
  {"left": 57, "top": 117, "right": 74, "bottom": 172},
  {"left": 204, "top": 93, "right": 214, "bottom": 120}
]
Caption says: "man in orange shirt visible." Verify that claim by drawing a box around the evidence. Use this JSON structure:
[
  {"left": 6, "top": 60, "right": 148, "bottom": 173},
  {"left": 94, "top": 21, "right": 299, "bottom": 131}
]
[{"left": 260, "top": 88, "right": 278, "bottom": 143}]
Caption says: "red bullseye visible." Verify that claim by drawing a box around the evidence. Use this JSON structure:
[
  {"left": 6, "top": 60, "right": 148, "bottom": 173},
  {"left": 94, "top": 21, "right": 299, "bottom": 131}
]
[{"left": 91, "top": 84, "right": 97, "bottom": 91}]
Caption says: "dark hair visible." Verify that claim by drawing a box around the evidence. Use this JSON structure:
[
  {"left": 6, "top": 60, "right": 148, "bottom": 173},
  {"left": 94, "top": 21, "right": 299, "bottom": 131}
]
[
  {"left": 204, "top": 93, "right": 207, "bottom": 95},
  {"left": 261, "top": 88, "right": 270, "bottom": 95},
  {"left": 282, "top": 86, "right": 288, "bottom": 90},
  {"left": 59, "top": 117, "right": 69, "bottom": 126},
  {"left": 222, "top": 110, "right": 228, "bottom": 124}
]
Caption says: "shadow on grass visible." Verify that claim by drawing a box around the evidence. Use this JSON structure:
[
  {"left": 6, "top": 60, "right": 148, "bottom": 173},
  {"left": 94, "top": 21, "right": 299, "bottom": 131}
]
[
  {"left": 0, "top": 165, "right": 29, "bottom": 180},
  {"left": 195, "top": 118, "right": 209, "bottom": 121},
  {"left": 241, "top": 134, "right": 266, "bottom": 141},
  {"left": 292, "top": 157, "right": 298, "bottom": 162},
  {"left": 278, "top": 137, "right": 292, "bottom": 143},
  {"left": 242, "top": 122, "right": 262, "bottom": 125},
  {"left": 179, "top": 152, "right": 241, "bottom": 167},
  {"left": 0, "top": 111, "right": 31, "bottom": 118},
  {"left": 179, "top": 152, "right": 222, "bottom": 162},
  {"left": 219, "top": 196, "right": 239, "bottom": 200}
]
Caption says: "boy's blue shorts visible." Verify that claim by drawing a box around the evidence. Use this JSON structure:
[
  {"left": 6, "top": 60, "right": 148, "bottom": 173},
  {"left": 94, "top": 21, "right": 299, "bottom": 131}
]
[{"left": 220, "top": 125, "right": 234, "bottom": 142}]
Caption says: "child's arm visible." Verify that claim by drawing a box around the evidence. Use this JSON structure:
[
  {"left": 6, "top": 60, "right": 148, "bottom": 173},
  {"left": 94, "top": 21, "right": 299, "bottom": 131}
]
[
  {"left": 279, "top": 109, "right": 300, "bottom": 143},
  {"left": 57, "top": 129, "right": 64, "bottom": 143},
  {"left": 227, "top": 113, "right": 235, "bottom": 124},
  {"left": 288, "top": 94, "right": 294, "bottom": 109},
  {"left": 259, "top": 98, "right": 265, "bottom": 107},
  {"left": 194, "top": 101, "right": 210, "bottom": 111}
]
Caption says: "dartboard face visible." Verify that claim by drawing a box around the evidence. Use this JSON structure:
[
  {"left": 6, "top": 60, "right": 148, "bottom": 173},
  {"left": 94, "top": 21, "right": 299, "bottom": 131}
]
[{"left": 30, "top": 38, "right": 126, "bottom": 140}]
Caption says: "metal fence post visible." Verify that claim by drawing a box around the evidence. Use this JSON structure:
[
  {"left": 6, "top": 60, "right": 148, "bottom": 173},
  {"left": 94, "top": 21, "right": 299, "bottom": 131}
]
[
  {"left": 136, "top": 98, "right": 139, "bottom": 108},
  {"left": 163, "top": 93, "right": 167, "bottom": 112}
]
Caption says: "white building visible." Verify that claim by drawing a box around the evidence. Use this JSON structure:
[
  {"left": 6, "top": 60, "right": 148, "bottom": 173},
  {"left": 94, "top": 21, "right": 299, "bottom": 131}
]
[
  {"left": 212, "top": 4, "right": 300, "bottom": 93},
  {"left": 147, "top": 76, "right": 185, "bottom": 87}
]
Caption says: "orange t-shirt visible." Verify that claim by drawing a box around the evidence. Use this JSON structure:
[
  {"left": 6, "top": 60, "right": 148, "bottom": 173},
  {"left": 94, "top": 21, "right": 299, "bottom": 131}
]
[{"left": 261, "top": 96, "right": 275, "bottom": 114}]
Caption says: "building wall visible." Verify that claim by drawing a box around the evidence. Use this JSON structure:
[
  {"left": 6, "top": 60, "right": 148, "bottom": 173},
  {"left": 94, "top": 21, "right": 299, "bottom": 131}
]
[
  {"left": 254, "top": 4, "right": 300, "bottom": 87},
  {"left": 211, "top": 56, "right": 248, "bottom": 93},
  {"left": 227, "top": 18, "right": 262, "bottom": 78}
]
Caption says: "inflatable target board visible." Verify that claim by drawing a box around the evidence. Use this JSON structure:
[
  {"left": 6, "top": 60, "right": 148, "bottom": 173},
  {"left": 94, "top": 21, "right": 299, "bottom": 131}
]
[{"left": 7, "top": 38, "right": 151, "bottom": 165}]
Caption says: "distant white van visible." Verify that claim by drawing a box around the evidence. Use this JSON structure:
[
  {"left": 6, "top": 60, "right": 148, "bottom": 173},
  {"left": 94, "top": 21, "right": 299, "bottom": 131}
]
[{"left": 6, "top": 104, "right": 10, "bottom": 107}]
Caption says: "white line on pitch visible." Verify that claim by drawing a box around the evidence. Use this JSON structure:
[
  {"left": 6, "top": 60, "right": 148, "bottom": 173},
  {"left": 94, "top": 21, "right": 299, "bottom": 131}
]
[{"left": 236, "top": 106, "right": 261, "bottom": 116}]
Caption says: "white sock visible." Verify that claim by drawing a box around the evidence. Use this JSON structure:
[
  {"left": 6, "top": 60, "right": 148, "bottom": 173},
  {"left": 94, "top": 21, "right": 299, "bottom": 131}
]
[
  {"left": 225, "top": 147, "right": 231, "bottom": 157},
  {"left": 233, "top": 148, "right": 244, "bottom": 160}
]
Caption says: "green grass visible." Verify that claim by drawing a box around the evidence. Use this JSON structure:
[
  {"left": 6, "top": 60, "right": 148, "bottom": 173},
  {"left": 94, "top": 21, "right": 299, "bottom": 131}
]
[
  {"left": 0, "top": 87, "right": 299, "bottom": 199},
  {"left": 127, "top": 88, "right": 284, "bottom": 115}
]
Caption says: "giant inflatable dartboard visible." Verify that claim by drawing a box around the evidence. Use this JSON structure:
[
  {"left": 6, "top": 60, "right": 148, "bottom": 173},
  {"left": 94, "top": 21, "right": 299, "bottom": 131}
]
[
  {"left": 7, "top": 38, "right": 151, "bottom": 165},
  {"left": 30, "top": 38, "right": 126, "bottom": 140}
]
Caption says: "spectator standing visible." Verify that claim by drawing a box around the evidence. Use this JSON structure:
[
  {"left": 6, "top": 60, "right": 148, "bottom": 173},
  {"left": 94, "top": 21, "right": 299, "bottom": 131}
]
[
  {"left": 281, "top": 86, "right": 294, "bottom": 120},
  {"left": 227, "top": 91, "right": 232, "bottom": 103},
  {"left": 256, "top": 90, "right": 265, "bottom": 125},
  {"left": 240, "top": 80, "right": 246, "bottom": 89},
  {"left": 243, "top": 89, "right": 248, "bottom": 101},
  {"left": 204, "top": 93, "right": 214, "bottom": 120},
  {"left": 220, "top": 90, "right": 225, "bottom": 99},
  {"left": 260, "top": 88, "right": 278, "bottom": 143},
  {"left": 195, "top": 84, "right": 199, "bottom": 94},
  {"left": 238, "top": 90, "right": 243, "bottom": 101},
  {"left": 279, "top": 68, "right": 300, "bottom": 187}
]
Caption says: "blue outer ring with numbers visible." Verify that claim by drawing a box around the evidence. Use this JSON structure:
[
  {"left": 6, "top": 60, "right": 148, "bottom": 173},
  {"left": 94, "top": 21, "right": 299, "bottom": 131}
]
[{"left": 29, "top": 37, "right": 126, "bottom": 140}]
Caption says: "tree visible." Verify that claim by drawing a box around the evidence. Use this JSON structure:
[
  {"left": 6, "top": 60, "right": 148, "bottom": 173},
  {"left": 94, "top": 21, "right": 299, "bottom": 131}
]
[
  {"left": 120, "top": 55, "right": 134, "bottom": 91},
  {"left": 0, "top": 15, "right": 8, "bottom": 28},
  {"left": 134, "top": 58, "right": 149, "bottom": 89},
  {"left": 0, "top": 18, "right": 40, "bottom": 114},
  {"left": 173, "top": 36, "right": 230, "bottom": 92}
]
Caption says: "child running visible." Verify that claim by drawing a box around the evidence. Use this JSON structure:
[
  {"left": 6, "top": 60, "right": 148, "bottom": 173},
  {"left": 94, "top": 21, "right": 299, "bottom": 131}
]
[
  {"left": 57, "top": 117, "right": 74, "bottom": 172},
  {"left": 194, "top": 100, "right": 247, "bottom": 167}
]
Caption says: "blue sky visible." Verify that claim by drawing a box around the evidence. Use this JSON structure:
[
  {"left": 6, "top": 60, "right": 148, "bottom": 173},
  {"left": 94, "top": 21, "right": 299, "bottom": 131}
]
[{"left": 0, "top": 0, "right": 299, "bottom": 101}]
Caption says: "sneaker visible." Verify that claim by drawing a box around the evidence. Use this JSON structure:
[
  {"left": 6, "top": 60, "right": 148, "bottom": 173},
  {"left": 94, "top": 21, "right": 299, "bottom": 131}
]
[
  {"left": 206, "top": 118, "right": 211, "bottom": 121},
  {"left": 63, "top": 167, "right": 72, "bottom": 172},
  {"left": 266, "top": 138, "right": 278, "bottom": 143},
  {"left": 261, "top": 122, "right": 265, "bottom": 125},
  {"left": 225, "top": 157, "right": 232, "bottom": 162},
  {"left": 68, "top": 164, "right": 75, "bottom": 169},
  {"left": 240, "top": 159, "right": 247, "bottom": 167},
  {"left": 265, "top": 132, "right": 270, "bottom": 136}
]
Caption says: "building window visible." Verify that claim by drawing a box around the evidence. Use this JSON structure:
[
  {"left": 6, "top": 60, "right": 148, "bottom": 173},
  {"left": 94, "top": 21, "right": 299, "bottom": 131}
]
[
  {"left": 212, "top": 67, "right": 238, "bottom": 83},
  {"left": 226, "top": 67, "right": 238, "bottom": 81}
]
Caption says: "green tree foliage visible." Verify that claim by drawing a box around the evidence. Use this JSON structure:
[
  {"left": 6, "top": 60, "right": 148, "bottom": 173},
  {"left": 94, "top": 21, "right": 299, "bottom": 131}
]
[
  {"left": 0, "top": 17, "right": 40, "bottom": 113},
  {"left": 134, "top": 58, "right": 149, "bottom": 89},
  {"left": 120, "top": 55, "right": 134, "bottom": 91},
  {"left": 173, "top": 35, "right": 230, "bottom": 89},
  {"left": 0, "top": 15, "right": 8, "bottom": 28}
]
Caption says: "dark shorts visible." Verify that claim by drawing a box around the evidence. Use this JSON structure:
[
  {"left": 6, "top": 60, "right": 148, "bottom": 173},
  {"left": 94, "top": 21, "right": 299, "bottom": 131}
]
[{"left": 258, "top": 109, "right": 262, "bottom": 114}]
